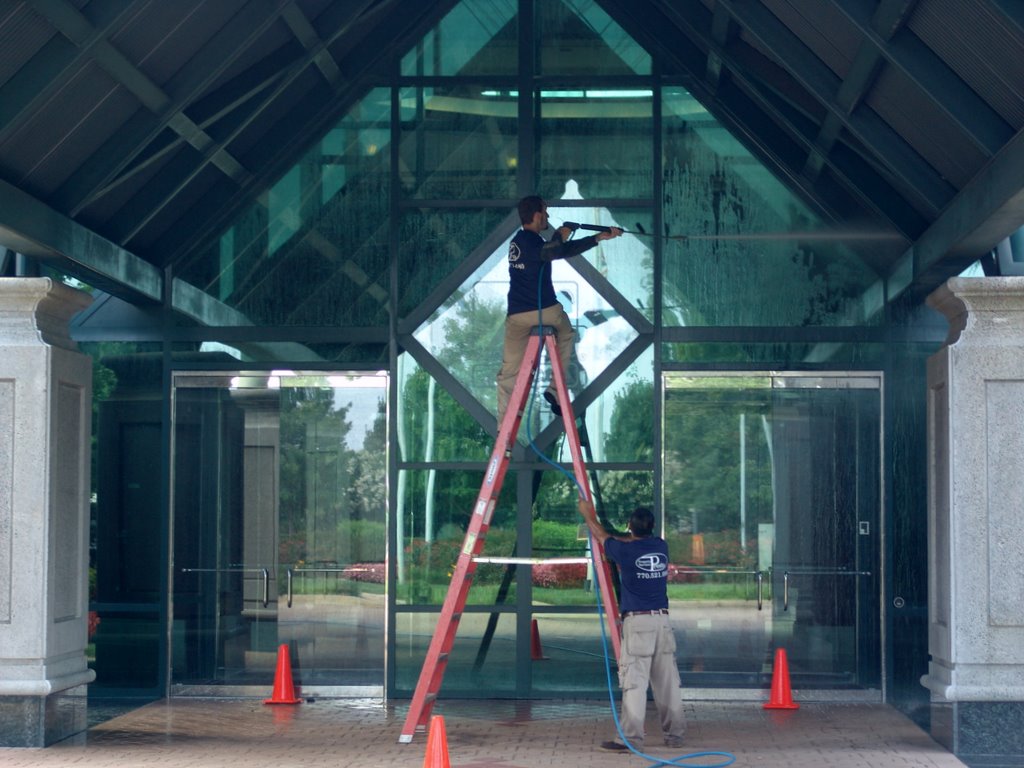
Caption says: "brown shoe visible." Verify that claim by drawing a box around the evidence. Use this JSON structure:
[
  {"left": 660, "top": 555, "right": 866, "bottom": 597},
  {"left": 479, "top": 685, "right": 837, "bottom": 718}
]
[{"left": 599, "top": 741, "right": 630, "bottom": 753}]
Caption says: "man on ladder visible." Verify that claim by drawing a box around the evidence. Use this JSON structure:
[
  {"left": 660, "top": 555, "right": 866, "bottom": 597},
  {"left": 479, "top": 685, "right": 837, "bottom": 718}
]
[
  {"left": 398, "top": 198, "right": 622, "bottom": 744},
  {"left": 495, "top": 195, "right": 622, "bottom": 423}
]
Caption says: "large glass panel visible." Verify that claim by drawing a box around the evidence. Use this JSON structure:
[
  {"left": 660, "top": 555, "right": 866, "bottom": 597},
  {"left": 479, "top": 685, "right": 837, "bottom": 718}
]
[
  {"left": 85, "top": 343, "right": 164, "bottom": 697},
  {"left": 552, "top": 348, "right": 653, "bottom": 464},
  {"left": 397, "top": 355, "right": 493, "bottom": 464},
  {"left": 396, "top": 469, "right": 517, "bottom": 606},
  {"left": 662, "top": 341, "right": 890, "bottom": 368},
  {"left": 661, "top": 88, "right": 884, "bottom": 327},
  {"left": 401, "top": 0, "right": 517, "bottom": 77},
  {"left": 412, "top": 200, "right": 637, "bottom": 420},
  {"left": 536, "top": 0, "right": 651, "bottom": 75},
  {"left": 662, "top": 373, "right": 881, "bottom": 691},
  {"left": 393, "top": 611, "right": 518, "bottom": 694},
  {"left": 171, "top": 371, "right": 387, "bottom": 693},
  {"left": 538, "top": 91, "right": 653, "bottom": 199},
  {"left": 398, "top": 207, "right": 512, "bottom": 317},
  {"left": 399, "top": 86, "right": 518, "bottom": 199},
  {"left": 174, "top": 89, "right": 390, "bottom": 327}
]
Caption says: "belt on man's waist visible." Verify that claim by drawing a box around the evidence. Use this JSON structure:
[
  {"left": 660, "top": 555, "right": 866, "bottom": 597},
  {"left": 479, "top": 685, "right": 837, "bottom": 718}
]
[{"left": 621, "top": 609, "right": 668, "bottom": 618}]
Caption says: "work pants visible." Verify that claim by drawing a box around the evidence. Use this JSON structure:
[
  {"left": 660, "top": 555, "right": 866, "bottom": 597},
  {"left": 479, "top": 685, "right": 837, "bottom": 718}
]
[
  {"left": 617, "top": 613, "right": 687, "bottom": 749},
  {"left": 495, "top": 304, "right": 574, "bottom": 422}
]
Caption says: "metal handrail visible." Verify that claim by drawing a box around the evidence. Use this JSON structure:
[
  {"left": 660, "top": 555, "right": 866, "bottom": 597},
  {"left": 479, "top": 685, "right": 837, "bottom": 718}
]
[
  {"left": 285, "top": 566, "right": 379, "bottom": 607},
  {"left": 180, "top": 567, "right": 270, "bottom": 607}
]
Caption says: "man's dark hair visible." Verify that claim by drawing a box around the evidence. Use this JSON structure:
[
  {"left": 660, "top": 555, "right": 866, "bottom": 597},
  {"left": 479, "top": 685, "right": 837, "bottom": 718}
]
[
  {"left": 517, "top": 195, "right": 545, "bottom": 225},
  {"left": 629, "top": 507, "right": 655, "bottom": 537}
]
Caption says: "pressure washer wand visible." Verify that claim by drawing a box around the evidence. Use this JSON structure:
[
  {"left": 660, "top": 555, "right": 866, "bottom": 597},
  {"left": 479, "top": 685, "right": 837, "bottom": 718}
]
[
  {"left": 563, "top": 221, "right": 903, "bottom": 243},
  {"left": 562, "top": 221, "right": 687, "bottom": 241}
]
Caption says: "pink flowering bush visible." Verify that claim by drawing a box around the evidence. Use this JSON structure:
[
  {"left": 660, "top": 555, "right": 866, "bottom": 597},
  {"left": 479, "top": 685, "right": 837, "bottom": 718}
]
[
  {"left": 344, "top": 563, "right": 386, "bottom": 584},
  {"left": 532, "top": 562, "right": 587, "bottom": 588}
]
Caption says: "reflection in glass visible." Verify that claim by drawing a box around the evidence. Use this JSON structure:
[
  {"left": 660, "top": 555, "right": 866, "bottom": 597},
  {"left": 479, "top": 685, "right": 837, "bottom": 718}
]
[
  {"left": 396, "top": 470, "right": 516, "bottom": 606},
  {"left": 399, "top": 86, "right": 518, "bottom": 199},
  {"left": 86, "top": 343, "right": 164, "bottom": 694},
  {"left": 401, "top": 0, "right": 517, "bottom": 77},
  {"left": 393, "top": 612, "right": 517, "bottom": 694},
  {"left": 661, "top": 88, "right": 882, "bottom": 327},
  {"left": 396, "top": 353, "right": 493, "bottom": 464},
  {"left": 555, "top": 347, "right": 653, "bottom": 464},
  {"left": 175, "top": 89, "right": 391, "bottom": 327},
  {"left": 662, "top": 341, "right": 889, "bottom": 368},
  {"left": 398, "top": 207, "right": 512, "bottom": 317},
  {"left": 538, "top": 90, "right": 653, "bottom": 199},
  {"left": 410, "top": 193, "right": 640, "bottom": 420},
  {"left": 536, "top": 0, "right": 651, "bottom": 75},
  {"left": 662, "top": 373, "right": 881, "bottom": 688},
  {"left": 171, "top": 372, "right": 387, "bottom": 690}
]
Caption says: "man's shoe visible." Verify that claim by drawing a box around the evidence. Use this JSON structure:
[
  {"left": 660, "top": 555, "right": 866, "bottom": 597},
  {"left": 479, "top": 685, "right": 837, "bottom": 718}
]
[
  {"left": 543, "top": 390, "right": 562, "bottom": 416},
  {"left": 664, "top": 735, "right": 686, "bottom": 748},
  {"left": 599, "top": 741, "right": 630, "bottom": 753}
]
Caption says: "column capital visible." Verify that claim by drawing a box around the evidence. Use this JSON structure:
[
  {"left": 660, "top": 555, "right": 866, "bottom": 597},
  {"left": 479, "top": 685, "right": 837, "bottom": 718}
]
[
  {"left": 0, "top": 277, "right": 92, "bottom": 350},
  {"left": 927, "top": 276, "right": 1024, "bottom": 346}
]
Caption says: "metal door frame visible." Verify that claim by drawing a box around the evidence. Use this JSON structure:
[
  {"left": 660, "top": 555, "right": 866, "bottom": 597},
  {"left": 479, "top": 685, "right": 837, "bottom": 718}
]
[{"left": 661, "top": 370, "right": 885, "bottom": 702}]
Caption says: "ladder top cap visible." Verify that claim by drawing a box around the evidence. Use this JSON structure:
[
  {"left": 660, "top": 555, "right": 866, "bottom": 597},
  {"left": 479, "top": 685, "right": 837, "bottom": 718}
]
[{"left": 532, "top": 325, "right": 557, "bottom": 336}]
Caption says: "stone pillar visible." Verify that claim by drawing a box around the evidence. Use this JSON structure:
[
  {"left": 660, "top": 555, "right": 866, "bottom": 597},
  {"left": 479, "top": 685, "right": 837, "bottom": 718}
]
[
  {"left": 0, "top": 278, "right": 95, "bottom": 747},
  {"left": 923, "top": 277, "right": 1024, "bottom": 764}
]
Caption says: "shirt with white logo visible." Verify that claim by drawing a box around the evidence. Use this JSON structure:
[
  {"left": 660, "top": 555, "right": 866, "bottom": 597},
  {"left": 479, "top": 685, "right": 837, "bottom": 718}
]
[{"left": 604, "top": 536, "right": 670, "bottom": 613}]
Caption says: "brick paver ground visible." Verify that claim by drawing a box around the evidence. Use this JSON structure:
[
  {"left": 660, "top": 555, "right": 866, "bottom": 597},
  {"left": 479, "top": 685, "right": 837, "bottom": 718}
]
[{"left": 2, "top": 698, "right": 967, "bottom": 768}]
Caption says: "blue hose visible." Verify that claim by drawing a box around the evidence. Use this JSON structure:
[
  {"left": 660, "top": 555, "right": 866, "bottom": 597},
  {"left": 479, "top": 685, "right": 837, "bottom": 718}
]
[{"left": 523, "top": 260, "right": 735, "bottom": 767}]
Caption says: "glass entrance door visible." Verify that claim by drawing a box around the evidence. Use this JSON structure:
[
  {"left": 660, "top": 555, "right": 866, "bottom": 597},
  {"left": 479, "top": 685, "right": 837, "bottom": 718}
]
[
  {"left": 662, "top": 372, "right": 881, "bottom": 694},
  {"left": 171, "top": 371, "right": 388, "bottom": 695}
]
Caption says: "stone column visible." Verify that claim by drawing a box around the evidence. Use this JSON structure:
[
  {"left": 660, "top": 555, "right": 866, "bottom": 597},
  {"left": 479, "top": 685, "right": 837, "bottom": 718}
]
[
  {"left": 0, "top": 278, "right": 95, "bottom": 747},
  {"left": 923, "top": 276, "right": 1024, "bottom": 763}
]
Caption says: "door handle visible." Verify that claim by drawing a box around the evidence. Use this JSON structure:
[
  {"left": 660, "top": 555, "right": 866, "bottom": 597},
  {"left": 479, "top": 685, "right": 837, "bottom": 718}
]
[
  {"left": 181, "top": 566, "right": 272, "bottom": 607},
  {"left": 756, "top": 570, "right": 763, "bottom": 611},
  {"left": 287, "top": 568, "right": 293, "bottom": 608},
  {"left": 783, "top": 571, "right": 789, "bottom": 612}
]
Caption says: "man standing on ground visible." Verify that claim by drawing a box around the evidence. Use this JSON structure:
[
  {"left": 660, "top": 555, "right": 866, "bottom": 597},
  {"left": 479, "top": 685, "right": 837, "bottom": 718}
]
[
  {"left": 495, "top": 195, "right": 621, "bottom": 423},
  {"left": 579, "top": 498, "right": 687, "bottom": 753}
]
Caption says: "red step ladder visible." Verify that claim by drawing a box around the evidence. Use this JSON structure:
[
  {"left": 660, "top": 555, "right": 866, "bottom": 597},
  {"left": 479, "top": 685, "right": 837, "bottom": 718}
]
[{"left": 398, "top": 325, "right": 621, "bottom": 743}]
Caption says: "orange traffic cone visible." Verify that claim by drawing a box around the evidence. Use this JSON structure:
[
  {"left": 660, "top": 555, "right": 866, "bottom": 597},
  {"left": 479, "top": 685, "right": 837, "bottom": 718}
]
[
  {"left": 764, "top": 647, "right": 799, "bottom": 709},
  {"left": 264, "top": 643, "right": 302, "bottom": 705},
  {"left": 530, "top": 619, "right": 548, "bottom": 660},
  {"left": 423, "top": 715, "right": 451, "bottom": 768}
]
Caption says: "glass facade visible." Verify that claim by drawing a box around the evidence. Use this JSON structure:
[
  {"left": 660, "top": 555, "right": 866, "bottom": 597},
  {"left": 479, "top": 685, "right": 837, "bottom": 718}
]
[
  {"left": 77, "top": 0, "right": 942, "bottom": 722},
  {"left": 170, "top": 372, "right": 387, "bottom": 693},
  {"left": 663, "top": 373, "right": 881, "bottom": 689}
]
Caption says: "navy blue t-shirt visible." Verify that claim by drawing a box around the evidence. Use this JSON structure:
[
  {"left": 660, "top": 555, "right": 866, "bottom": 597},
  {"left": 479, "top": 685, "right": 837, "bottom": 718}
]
[
  {"left": 604, "top": 536, "right": 670, "bottom": 613},
  {"left": 506, "top": 228, "right": 600, "bottom": 316}
]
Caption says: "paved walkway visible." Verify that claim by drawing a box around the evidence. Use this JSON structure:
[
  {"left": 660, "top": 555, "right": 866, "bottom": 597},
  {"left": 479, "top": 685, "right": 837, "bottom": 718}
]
[{"left": 3, "top": 698, "right": 966, "bottom": 768}]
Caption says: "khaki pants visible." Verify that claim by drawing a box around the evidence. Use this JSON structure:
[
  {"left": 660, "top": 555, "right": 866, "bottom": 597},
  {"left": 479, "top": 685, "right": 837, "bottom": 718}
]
[
  {"left": 495, "top": 304, "right": 575, "bottom": 422},
  {"left": 616, "top": 613, "right": 686, "bottom": 749}
]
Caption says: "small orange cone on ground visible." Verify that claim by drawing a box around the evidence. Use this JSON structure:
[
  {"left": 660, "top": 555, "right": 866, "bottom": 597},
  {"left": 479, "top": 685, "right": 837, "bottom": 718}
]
[
  {"left": 423, "top": 715, "right": 451, "bottom": 768},
  {"left": 530, "top": 619, "right": 548, "bottom": 660},
  {"left": 764, "top": 647, "right": 799, "bottom": 710},
  {"left": 264, "top": 643, "right": 302, "bottom": 705}
]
